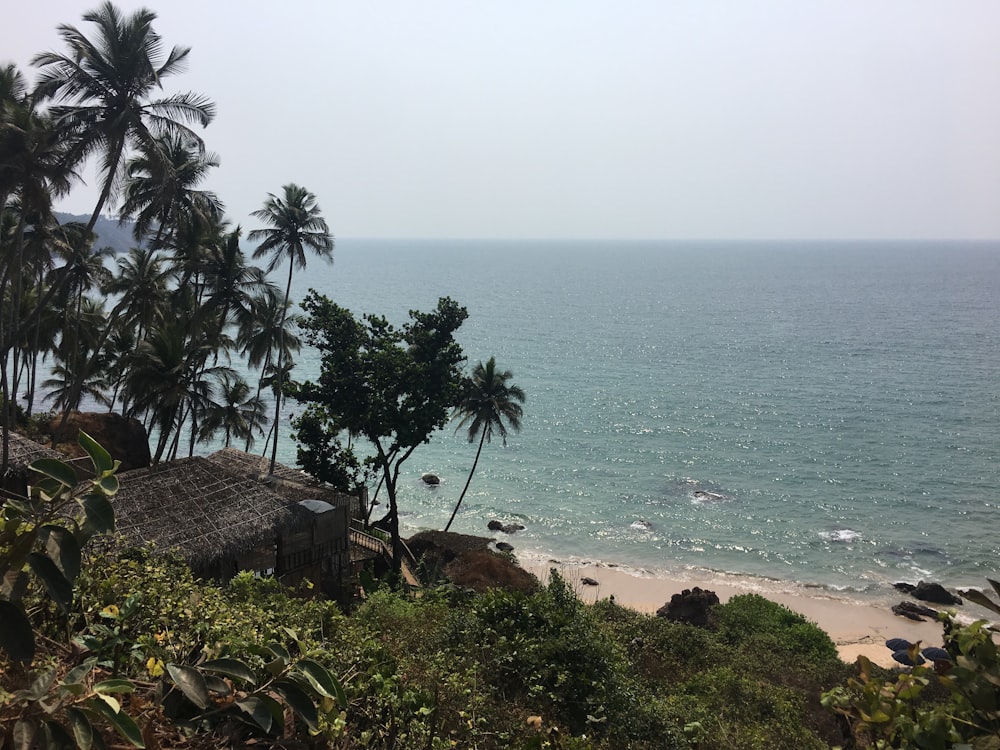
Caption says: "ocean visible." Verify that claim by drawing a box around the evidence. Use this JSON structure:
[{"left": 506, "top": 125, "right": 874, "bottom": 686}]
[{"left": 268, "top": 239, "right": 1000, "bottom": 603}]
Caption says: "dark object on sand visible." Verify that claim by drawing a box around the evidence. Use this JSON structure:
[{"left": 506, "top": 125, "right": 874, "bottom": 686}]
[
  {"left": 656, "top": 587, "right": 720, "bottom": 627},
  {"left": 487, "top": 520, "right": 525, "bottom": 534},
  {"left": 911, "top": 581, "right": 962, "bottom": 606},
  {"left": 892, "top": 650, "right": 926, "bottom": 667},
  {"left": 893, "top": 582, "right": 916, "bottom": 594},
  {"left": 885, "top": 637, "right": 913, "bottom": 652},
  {"left": 421, "top": 473, "right": 440, "bottom": 485},
  {"left": 495, "top": 541, "right": 514, "bottom": 553},
  {"left": 892, "top": 601, "right": 939, "bottom": 621},
  {"left": 921, "top": 646, "right": 952, "bottom": 663},
  {"left": 581, "top": 576, "right": 599, "bottom": 586}
]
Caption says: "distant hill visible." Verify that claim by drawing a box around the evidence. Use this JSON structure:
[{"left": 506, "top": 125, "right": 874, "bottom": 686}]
[{"left": 55, "top": 212, "right": 138, "bottom": 254}]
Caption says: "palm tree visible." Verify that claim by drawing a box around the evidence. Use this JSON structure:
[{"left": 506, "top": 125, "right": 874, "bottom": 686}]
[
  {"left": 444, "top": 357, "right": 525, "bottom": 532},
  {"left": 198, "top": 371, "right": 267, "bottom": 449},
  {"left": 248, "top": 184, "right": 333, "bottom": 473},
  {"left": 32, "top": 1, "right": 216, "bottom": 234},
  {"left": 119, "top": 131, "right": 222, "bottom": 249}
]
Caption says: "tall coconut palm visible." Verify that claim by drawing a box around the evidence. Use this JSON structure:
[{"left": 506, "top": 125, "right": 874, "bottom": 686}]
[
  {"left": 248, "top": 184, "right": 333, "bottom": 473},
  {"left": 444, "top": 357, "right": 525, "bottom": 532},
  {"left": 32, "top": 1, "right": 216, "bottom": 234},
  {"left": 119, "top": 131, "right": 222, "bottom": 249}
]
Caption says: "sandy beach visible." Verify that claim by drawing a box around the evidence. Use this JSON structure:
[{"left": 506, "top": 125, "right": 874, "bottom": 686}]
[{"left": 522, "top": 560, "right": 952, "bottom": 669}]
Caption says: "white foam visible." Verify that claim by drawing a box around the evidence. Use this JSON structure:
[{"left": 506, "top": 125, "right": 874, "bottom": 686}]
[{"left": 819, "top": 529, "right": 861, "bottom": 543}]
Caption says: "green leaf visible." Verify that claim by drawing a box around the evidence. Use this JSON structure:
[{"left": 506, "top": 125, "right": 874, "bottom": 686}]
[
  {"left": 27, "top": 552, "right": 73, "bottom": 613},
  {"left": 97, "top": 473, "right": 119, "bottom": 495},
  {"left": 81, "top": 492, "right": 115, "bottom": 537},
  {"left": 2, "top": 569, "right": 29, "bottom": 601},
  {"left": 42, "top": 719, "right": 75, "bottom": 749},
  {"left": 203, "top": 674, "right": 231, "bottom": 695},
  {"left": 13, "top": 719, "right": 36, "bottom": 750},
  {"left": 962, "top": 588, "right": 1000, "bottom": 616},
  {"left": 29, "top": 458, "right": 77, "bottom": 489},
  {"left": 236, "top": 696, "right": 275, "bottom": 734},
  {"left": 165, "top": 663, "right": 210, "bottom": 709},
  {"left": 200, "top": 657, "right": 257, "bottom": 685},
  {"left": 274, "top": 678, "right": 319, "bottom": 732},
  {"left": 65, "top": 707, "right": 94, "bottom": 750},
  {"left": 17, "top": 669, "right": 57, "bottom": 702},
  {"left": 94, "top": 679, "right": 135, "bottom": 695},
  {"left": 0, "top": 600, "right": 36, "bottom": 662},
  {"left": 62, "top": 656, "right": 96, "bottom": 687},
  {"left": 86, "top": 698, "right": 145, "bottom": 748},
  {"left": 295, "top": 659, "right": 346, "bottom": 707},
  {"left": 266, "top": 641, "right": 291, "bottom": 661},
  {"left": 40, "top": 525, "right": 81, "bottom": 583},
  {"left": 29, "top": 477, "right": 62, "bottom": 502},
  {"left": 79, "top": 432, "right": 114, "bottom": 475}
]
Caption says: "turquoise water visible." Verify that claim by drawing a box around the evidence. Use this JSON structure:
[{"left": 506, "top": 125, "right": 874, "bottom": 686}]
[{"left": 272, "top": 239, "right": 1000, "bottom": 601}]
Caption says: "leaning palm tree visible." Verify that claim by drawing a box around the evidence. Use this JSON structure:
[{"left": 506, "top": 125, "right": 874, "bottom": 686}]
[
  {"left": 444, "top": 357, "right": 525, "bottom": 532},
  {"left": 248, "top": 184, "right": 333, "bottom": 473},
  {"left": 32, "top": 1, "right": 216, "bottom": 234}
]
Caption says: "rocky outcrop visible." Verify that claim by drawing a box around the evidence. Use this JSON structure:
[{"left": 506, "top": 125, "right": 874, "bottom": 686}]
[
  {"left": 911, "top": 581, "right": 962, "bottom": 606},
  {"left": 406, "top": 530, "right": 538, "bottom": 594},
  {"left": 891, "top": 601, "right": 940, "bottom": 621},
  {"left": 44, "top": 412, "right": 151, "bottom": 471},
  {"left": 420, "top": 473, "right": 440, "bottom": 485},
  {"left": 656, "top": 587, "right": 720, "bottom": 627},
  {"left": 487, "top": 520, "right": 525, "bottom": 534}
]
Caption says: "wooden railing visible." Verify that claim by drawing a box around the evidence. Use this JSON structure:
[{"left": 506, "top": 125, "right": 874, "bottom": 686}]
[{"left": 349, "top": 526, "right": 420, "bottom": 587}]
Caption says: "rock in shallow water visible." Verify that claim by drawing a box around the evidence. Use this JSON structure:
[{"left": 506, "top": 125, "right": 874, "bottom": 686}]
[{"left": 912, "top": 581, "right": 962, "bottom": 605}]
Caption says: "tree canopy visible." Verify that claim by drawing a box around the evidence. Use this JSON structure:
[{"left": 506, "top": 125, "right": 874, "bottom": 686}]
[{"left": 292, "top": 292, "right": 468, "bottom": 567}]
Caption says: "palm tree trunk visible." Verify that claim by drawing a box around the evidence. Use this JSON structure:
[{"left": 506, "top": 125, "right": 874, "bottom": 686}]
[
  {"left": 444, "top": 429, "right": 488, "bottom": 532},
  {"left": 268, "top": 262, "right": 293, "bottom": 474}
]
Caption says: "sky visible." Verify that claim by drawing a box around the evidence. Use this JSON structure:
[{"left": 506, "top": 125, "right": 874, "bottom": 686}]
[{"left": 6, "top": 1, "right": 1000, "bottom": 240}]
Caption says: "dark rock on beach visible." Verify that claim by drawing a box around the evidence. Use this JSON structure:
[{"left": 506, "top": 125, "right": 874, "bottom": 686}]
[
  {"left": 495, "top": 541, "right": 514, "bottom": 553},
  {"left": 580, "top": 576, "right": 599, "bottom": 586},
  {"left": 911, "top": 581, "right": 962, "bottom": 606},
  {"left": 656, "top": 587, "right": 720, "bottom": 627},
  {"left": 892, "top": 601, "right": 940, "bottom": 622},
  {"left": 894, "top": 582, "right": 916, "bottom": 594}
]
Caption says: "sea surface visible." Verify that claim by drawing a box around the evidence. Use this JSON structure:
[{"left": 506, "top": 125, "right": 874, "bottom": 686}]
[{"left": 263, "top": 240, "right": 999, "bottom": 604}]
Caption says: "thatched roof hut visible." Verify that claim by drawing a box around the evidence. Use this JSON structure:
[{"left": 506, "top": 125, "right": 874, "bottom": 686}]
[
  {"left": 206, "top": 448, "right": 364, "bottom": 519},
  {"left": 113, "top": 456, "right": 313, "bottom": 570},
  {"left": 2, "top": 431, "right": 66, "bottom": 496}
]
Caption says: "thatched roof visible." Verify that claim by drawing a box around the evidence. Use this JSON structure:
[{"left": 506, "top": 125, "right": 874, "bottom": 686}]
[
  {"left": 2, "top": 431, "right": 65, "bottom": 479},
  {"left": 113, "top": 456, "right": 312, "bottom": 567},
  {"left": 206, "top": 448, "right": 360, "bottom": 516}
]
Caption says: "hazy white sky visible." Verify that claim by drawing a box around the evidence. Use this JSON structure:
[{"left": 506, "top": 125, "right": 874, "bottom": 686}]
[{"left": 7, "top": 2, "right": 1000, "bottom": 239}]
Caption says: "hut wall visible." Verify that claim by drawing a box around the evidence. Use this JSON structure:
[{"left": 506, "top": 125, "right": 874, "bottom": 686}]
[{"left": 278, "top": 505, "right": 349, "bottom": 597}]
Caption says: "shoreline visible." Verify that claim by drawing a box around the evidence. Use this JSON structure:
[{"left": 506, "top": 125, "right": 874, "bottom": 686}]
[{"left": 520, "top": 558, "right": 953, "bottom": 669}]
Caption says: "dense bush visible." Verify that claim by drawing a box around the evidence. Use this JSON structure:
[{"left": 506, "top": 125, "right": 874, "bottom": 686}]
[{"left": 6, "top": 520, "right": 861, "bottom": 749}]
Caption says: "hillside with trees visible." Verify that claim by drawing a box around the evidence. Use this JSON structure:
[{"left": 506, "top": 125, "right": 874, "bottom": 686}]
[{"left": 5, "top": 4, "right": 1000, "bottom": 749}]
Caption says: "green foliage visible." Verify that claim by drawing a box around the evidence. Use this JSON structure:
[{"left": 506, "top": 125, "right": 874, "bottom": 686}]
[
  {"left": 1, "top": 431, "right": 118, "bottom": 662},
  {"left": 292, "top": 292, "right": 468, "bottom": 567},
  {"left": 715, "top": 593, "right": 840, "bottom": 669},
  {"left": 824, "top": 610, "right": 1000, "bottom": 749}
]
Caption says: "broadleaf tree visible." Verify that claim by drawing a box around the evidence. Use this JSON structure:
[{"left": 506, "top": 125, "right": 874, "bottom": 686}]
[{"left": 291, "top": 292, "right": 468, "bottom": 569}]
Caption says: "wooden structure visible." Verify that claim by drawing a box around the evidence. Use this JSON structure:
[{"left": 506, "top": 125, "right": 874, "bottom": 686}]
[{"left": 113, "top": 452, "right": 355, "bottom": 598}]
